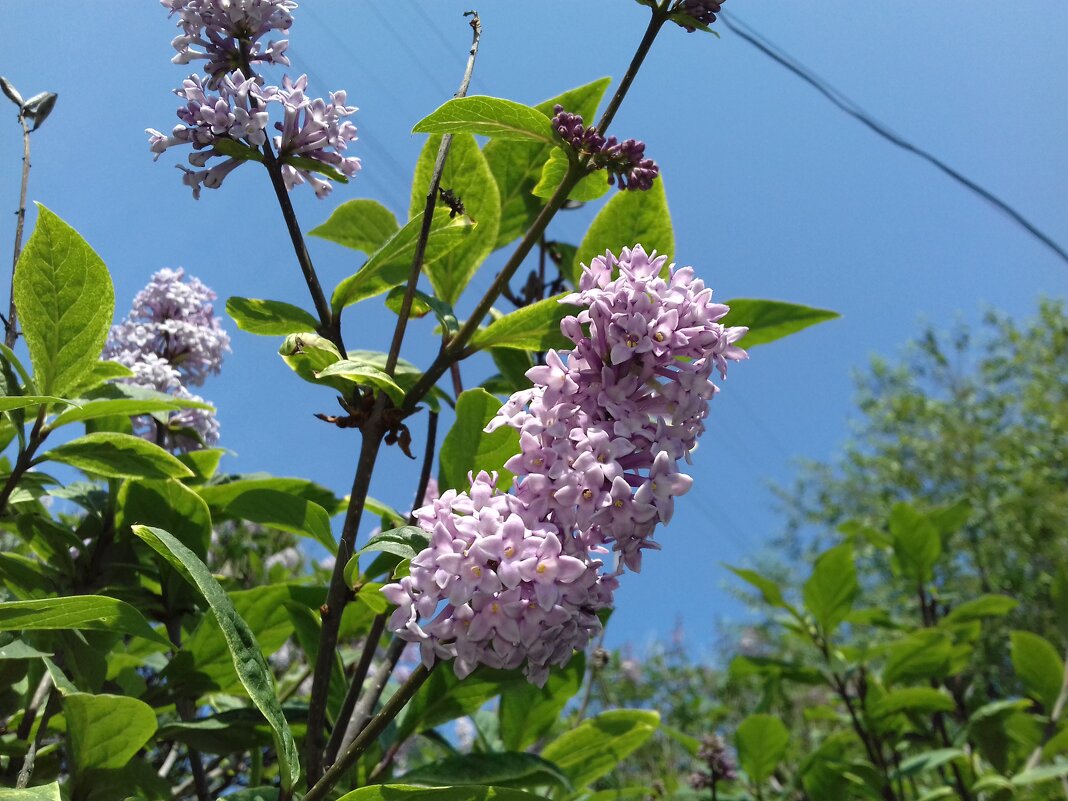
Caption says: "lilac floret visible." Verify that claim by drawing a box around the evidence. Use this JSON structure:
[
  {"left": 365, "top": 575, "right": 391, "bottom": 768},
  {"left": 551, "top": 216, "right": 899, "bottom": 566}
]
[{"left": 161, "top": 0, "right": 297, "bottom": 79}]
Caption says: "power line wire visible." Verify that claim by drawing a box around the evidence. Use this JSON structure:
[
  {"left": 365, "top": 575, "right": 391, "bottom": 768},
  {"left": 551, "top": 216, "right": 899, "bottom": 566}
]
[{"left": 720, "top": 11, "right": 1068, "bottom": 267}]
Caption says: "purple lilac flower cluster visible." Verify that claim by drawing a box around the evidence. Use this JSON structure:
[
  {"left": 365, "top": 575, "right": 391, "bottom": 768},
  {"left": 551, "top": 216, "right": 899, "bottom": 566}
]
[
  {"left": 383, "top": 471, "right": 615, "bottom": 686},
  {"left": 673, "top": 0, "right": 725, "bottom": 31},
  {"left": 550, "top": 105, "right": 660, "bottom": 192},
  {"left": 384, "top": 246, "right": 746, "bottom": 684},
  {"left": 150, "top": 0, "right": 360, "bottom": 198},
  {"left": 690, "top": 734, "right": 738, "bottom": 789},
  {"left": 491, "top": 245, "right": 747, "bottom": 572},
  {"left": 162, "top": 0, "right": 296, "bottom": 79},
  {"left": 104, "top": 268, "right": 229, "bottom": 452}
]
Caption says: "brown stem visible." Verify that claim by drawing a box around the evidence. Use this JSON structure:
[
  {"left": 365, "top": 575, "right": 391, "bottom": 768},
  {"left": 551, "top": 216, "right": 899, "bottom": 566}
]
[
  {"left": 6, "top": 114, "right": 30, "bottom": 348},
  {"left": 322, "top": 612, "right": 387, "bottom": 768},
  {"left": 408, "top": 410, "right": 439, "bottom": 523},
  {"left": 336, "top": 636, "right": 407, "bottom": 759},
  {"left": 165, "top": 617, "right": 211, "bottom": 801},
  {"left": 303, "top": 419, "right": 384, "bottom": 784},
  {"left": 595, "top": 2, "right": 670, "bottom": 135},
  {"left": 15, "top": 686, "right": 57, "bottom": 789},
  {"left": 304, "top": 662, "right": 434, "bottom": 801},
  {"left": 0, "top": 405, "right": 49, "bottom": 517}
]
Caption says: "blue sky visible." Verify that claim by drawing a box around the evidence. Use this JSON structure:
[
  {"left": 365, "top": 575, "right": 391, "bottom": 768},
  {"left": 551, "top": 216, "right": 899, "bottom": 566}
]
[{"left": 3, "top": 2, "right": 1066, "bottom": 656}]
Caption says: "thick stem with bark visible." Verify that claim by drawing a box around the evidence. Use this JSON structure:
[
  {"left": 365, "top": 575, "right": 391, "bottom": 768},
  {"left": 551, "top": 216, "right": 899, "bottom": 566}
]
[{"left": 322, "top": 612, "right": 387, "bottom": 768}]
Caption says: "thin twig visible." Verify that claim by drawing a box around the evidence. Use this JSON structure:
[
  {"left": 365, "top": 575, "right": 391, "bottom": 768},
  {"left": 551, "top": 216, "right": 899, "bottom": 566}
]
[
  {"left": 304, "top": 14, "right": 480, "bottom": 783},
  {"left": 304, "top": 662, "right": 434, "bottom": 801},
  {"left": 15, "top": 684, "right": 55, "bottom": 789},
  {"left": 15, "top": 671, "right": 51, "bottom": 742},
  {"left": 337, "top": 636, "right": 408, "bottom": 759},
  {"left": 384, "top": 10, "right": 481, "bottom": 378},
  {"left": 408, "top": 410, "right": 439, "bottom": 523},
  {"left": 323, "top": 612, "right": 388, "bottom": 768},
  {"left": 6, "top": 113, "right": 30, "bottom": 348}
]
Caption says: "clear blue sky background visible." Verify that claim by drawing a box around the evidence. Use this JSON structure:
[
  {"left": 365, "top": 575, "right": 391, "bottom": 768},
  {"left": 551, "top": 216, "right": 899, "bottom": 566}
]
[{"left": 4, "top": 2, "right": 1066, "bottom": 657}]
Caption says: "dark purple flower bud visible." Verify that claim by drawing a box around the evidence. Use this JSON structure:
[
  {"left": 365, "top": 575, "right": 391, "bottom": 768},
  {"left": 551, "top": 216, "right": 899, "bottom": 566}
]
[
  {"left": 673, "top": 0, "right": 725, "bottom": 32},
  {"left": 551, "top": 104, "right": 604, "bottom": 155},
  {"left": 698, "top": 734, "right": 738, "bottom": 781},
  {"left": 597, "top": 137, "right": 660, "bottom": 192}
]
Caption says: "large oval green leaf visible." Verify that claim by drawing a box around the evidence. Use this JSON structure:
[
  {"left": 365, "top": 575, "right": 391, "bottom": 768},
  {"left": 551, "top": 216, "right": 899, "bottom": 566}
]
[
  {"left": 44, "top": 432, "right": 194, "bottom": 480},
  {"left": 468, "top": 294, "right": 578, "bottom": 353},
  {"left": 409, "top": 133, "right": 501, "bottom": 306},
  {"left": 499, "top": 654, "right": 585, "bottom": 751},
  {"left": 226, "top": 297, "right": 321, "bottom": 337},
  {"left": 413, "top": 96, "right": 555, "bottom": 144},
  {"left": 719, "top": 299, "right": 839, "bottom": 347},
  {"left": 540, "top": 709, "right": 659, "bottom": 790},
  {"left": 131, "top": 525, "right": 300, "bottom": 793},
  {"left": 399, "top": 753, "right": 570, "bottom": 791},
  {"left": 573, "top": 178, "right": 674, "bottom": 287},
  {"left": 14, "top": 204, "right": 115, "bottom": 395},
  {"left": 64, "top": 692, "right": 158, "bottom": 772},
  {"left": 735, "top": 713, "right": 790, "bottom": 785},
  {"left": 0, "top": 596, "right": 170, "bottom": 646},
  {"left": 1010, "top": 630, "right": 1065, "bottom": 710},
  {"left": 438, "top": 389, "right": 520, "bottom": 492},
  {"left": 309, "top": 198, "right": 400, "bottom": 254}
]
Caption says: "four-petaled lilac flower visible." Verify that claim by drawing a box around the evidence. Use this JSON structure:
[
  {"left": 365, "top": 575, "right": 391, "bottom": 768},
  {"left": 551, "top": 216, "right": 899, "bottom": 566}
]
[
  {"left": 162, "top": 0, "right": 297, "bottom": 79},
  {"left": 104, "top": 268, "right": 229, "bottom": 452}
]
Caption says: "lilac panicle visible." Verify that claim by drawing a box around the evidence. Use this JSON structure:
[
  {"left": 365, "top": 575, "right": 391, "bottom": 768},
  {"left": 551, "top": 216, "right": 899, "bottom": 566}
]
[
  {"left": 382, "top": 471, "right": 615, "bottom": 687},
  {"left": 104, "top": 268, "right": 229, "bottom": 452},
  {"left": 385, "top": 245, "right": 747, "bottom": 684},
  {"left": 488, "top": 245, "right": 747, "bottom": 573},
  {"left": 162, "top": 0, "right": 296, "bottom": 79},
  {"left": 148, "top": 71, "right": 360, "bottom": 198},
  {"left": 550, "top": 105, "right": 659, "bottom": 191}
]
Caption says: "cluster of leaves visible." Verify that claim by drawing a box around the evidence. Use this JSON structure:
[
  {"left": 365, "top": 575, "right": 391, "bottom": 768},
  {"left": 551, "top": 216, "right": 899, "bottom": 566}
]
[
  {"left": 574, "top": 305, "right": 1068, "bottom": 800},
  {"left": 0, "top": 61, "right": 838, "bottom": 801}
]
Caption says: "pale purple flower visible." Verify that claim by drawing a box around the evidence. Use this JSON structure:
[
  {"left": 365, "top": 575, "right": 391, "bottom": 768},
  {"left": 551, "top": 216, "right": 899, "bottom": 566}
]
[
  {"left": 382, "top": 471, "right": 615, "bottom": 686},
  {"left": 162, "top": 0, "right": 296, "bottom": 79},
  {"left": 488, "top": 245, "right": 747, "bottom": 573},
  {"left": 149, "top": 71, "right": 360, "bottom": 198},
  {"left": 104, "top": 269, "right": 228, "bottom": 452}
]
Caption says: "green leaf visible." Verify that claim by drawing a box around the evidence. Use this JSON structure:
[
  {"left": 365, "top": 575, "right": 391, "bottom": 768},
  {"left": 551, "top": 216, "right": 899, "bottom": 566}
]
[
  {"left": 131, "top": 525, "right": 300, "bottom": 792},
  {"left": 226, "top": 297, "right": 321, "bottom": 336},
  {"left": 155, "top": 708, "right": 276, "bottom": 754},
  {"left": 0, "top": 782, "right": 62, "bottom": 801},
  {"left": 871, "top": 687, "right": 956, "bottom": 718},
  {"left": 222, "top": 488, "right": 335, "bottom": 553},
  {"left": 399, "top": 752, "right": 570, "bottom": 790},
  {"left": 802, "top": 543, "right": 858, "bottom": 636},
  {"left": 309, "top": 198, "right": 400, "bottom": 253},
  {"left": 358, "top": 525, "right": 430, "bottom": 561},
  {"left": 468, "top": 294, "right": 579, "bottom": 353},
  {"left": 888, "top": 502, "right": 941, "bottom": 583},
  {"left": 541, "top": 709, "right": 659, "bottom": 790},
  {"left": 346, "top": 349, "right": 449, "bottom": 413},
  {"left": 735, "top": 714, "right": 790, "bottom": 785},
  {"left": 331, "top": 209, "right": 473, "bottom": 312},
  {"left": 315, "top": 358, "right": 406, "bottom": 404},
  {"left": 1052, "top": 565, "right": 1068, "bottom": 643},
  {"left": 1010, "top": 630, "right": 1065, "bottom": 709},
  {"left": 499, "top": 654, "right": 585, "bottom": 751},
  {"left": 64, "top": 692, "right": 157, "bottom": 771},
  {"left": 410, "top": 133, "right": 501, "bottom": 306},
  {"left": 336, "top": 786, "right": 550, "bottom": 801},
  {"left": 943, "top": 594, "right": 1018, "bottom": 625},
  {"left": 0, "top": 639, "right": 52, "bottom": 659},
  {"left": 1011, "top": 761, "right": 1068, "bottom": 786},
  {"left": 726, "top": 565, "right": 794, "bottom": 612},
  {"left": 385, "top": 285, "right": 459, "bottom": 335},
  {"left": 215, "top": 788, "right": 279, "bottom": 801},
  {"left": 414, "top": 96, "right": 556, "bottom": 144},
  {"left": 574, "top": 176, "right": 674, "bottom": 282},
  {"left": 14, "top": 205, "right": 115, "bottom": 395},
  {"left": 118, "top": 479, "right": 213, "bottom": 558},
  {"left": 278, "top": 333, "right": 348, "bottom": 392},
  {"left": 532, "top": 149, "right": 609, "bottom": 202},
  {"left": 0, "top": 596, "right": 170, "bottom": 646},
  {"left": 439, "top": 388, "right": 521, "bottom": 491},
  {"left": 396, "top": 666, "right": 527, "bottom": 742},
  {"left": 49, "top": 396, "right": 210, "bottom": 428},
  {"left": 883, "top": 630, "right": 952, "bottom": 687},
  {"left": 197, "top": 476, "right": 340, "bottom": 515},
  {"left": 44, "top": 431, "right": 194, "bottom": 480},
  {"left": 485, "top": 77, "right": 611, "bottom": 250},
  {"left": 719, "top": 299, "right": 840, "bottom": 348},
  {"left": 895, "top": 748, "right": 966, "bottom": 779},
  {"left": 0, "top": 394, "right": 69, "bottom": 411}
]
